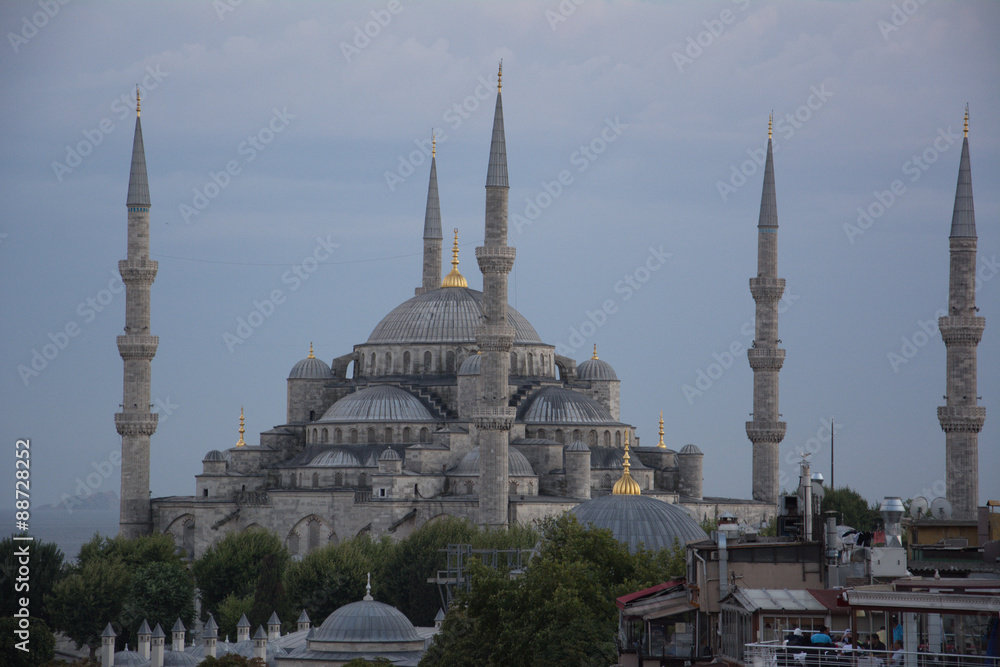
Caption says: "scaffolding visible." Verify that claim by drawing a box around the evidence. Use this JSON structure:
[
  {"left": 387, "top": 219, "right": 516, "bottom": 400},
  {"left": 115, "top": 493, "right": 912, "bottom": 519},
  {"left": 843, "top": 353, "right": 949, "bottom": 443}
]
[{"left": 427, "top": 543, "right": 537, "bottom": 611}]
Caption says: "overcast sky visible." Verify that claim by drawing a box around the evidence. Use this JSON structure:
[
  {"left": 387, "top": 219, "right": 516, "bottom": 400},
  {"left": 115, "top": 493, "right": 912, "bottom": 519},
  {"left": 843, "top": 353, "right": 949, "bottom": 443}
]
[{"left": 2, "top": 1, "right": 997, "bottom": 518}]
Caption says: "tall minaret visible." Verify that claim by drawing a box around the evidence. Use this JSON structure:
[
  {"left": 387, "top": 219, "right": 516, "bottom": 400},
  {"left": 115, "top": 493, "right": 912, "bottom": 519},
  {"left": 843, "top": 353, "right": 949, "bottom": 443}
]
[
  {"left": 745, "top": 115, "right": 786, "bottom": 507},
  {"left": 474, "top": 63, "right": 515, "bottom": 527},
  {"left": 938, "top": 107, "right": 985, "bottom": 520},
  {"left": 415, "top": 133, "right": 443, "bottom": 295},
  {"left": 116, "top": 88, "right": 158, "bottom": 537}
]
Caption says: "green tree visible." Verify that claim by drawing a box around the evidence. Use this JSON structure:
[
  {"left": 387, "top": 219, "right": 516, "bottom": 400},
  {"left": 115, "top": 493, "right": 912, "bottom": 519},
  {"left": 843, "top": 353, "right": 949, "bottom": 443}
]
[
  {"left": 193, "top": 529, "right": 289, "bottom": 621},
  {"left": 248, "top": 552, "right": 290, "bottom": 633},
  {"left": 196, "top": 655, "right": 264, "bottom": 667},
  {"left": 217, "top": 593, "right": 253, "bottom": 643},
  {"left": 49, "top": 558, "right": 132, "bottom": 660},
  {"left": 821, "top": 486, "right": 881, "bottom": 531},
  {"left": 0, "top": 616, "right": 56, "bottom": 667},
  {"left": 0, "top": 536, "right": 64, "bottom": 627},
  {"left": 118, "top": 561, "right": 196, "bottom": 648}
]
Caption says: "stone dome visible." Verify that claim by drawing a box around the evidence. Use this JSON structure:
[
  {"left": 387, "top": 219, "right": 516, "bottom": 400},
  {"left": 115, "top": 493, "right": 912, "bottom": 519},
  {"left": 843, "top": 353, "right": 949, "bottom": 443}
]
[
  {"left": 318, "top": 386, "right": 435, "bottom": 422},
  {"left": 679, "top": 444, "right": 703, "bottom": 455},
  {"left": 518, "top": 386, "right": 617, "bottom": 424},
  {"left": 203, "top": 449, "right": 227, "bottom": 462},
  {"left": 457, "top": 353, "right": 481, "bottom": 375},
  {"left": 308, "top": 449, "right": 363, "bottom": 467},
  {"left": 366, "top": 287, "right": 542, "bottom": 345},
  {"left": 113, "top": 650, "right": 150, "bottom": 667},
  {"left": 311, "top": 599, "right": 421, "bottom": 644},
  {"left": 451, "top": 446, "right": 535, "bottom": 477},
  {"left": 162, "top": 650, "right": 199, "bottom": 667},
  {"left": 565, "top": 440, "right": 590, "bottom": 452},
  {"left": 571, "top": 494, "right": 708, "bottom": 553},
  {"left": 577, "top": 357, "right": 618, "bottom": 381},
  {"left": 288, "top": 354, "right": 332, "bottom": 380},
  {"left": 379, "top": 448, "right": 401, "bottom": 462}
]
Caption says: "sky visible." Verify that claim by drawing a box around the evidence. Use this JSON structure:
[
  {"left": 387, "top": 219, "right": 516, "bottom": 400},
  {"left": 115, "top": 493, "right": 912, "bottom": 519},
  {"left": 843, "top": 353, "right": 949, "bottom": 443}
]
[{"left": 1, "top": 1, "right": 998, "bottom": 521}]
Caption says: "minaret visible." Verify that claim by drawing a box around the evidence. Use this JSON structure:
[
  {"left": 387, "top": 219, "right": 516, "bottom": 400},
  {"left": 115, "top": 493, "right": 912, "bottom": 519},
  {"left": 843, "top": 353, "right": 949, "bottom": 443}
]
[
  {"left": 474, "top": 62, "right": 515, "bottom": 527},
  {"left": 117, "top": 88, "right": 158, "bottom": 537},
  {"left": 416, "top": 132, "right": 443, "bottom": 295},
  {"left": 745, "top": 115, "right": 786, "bottom": 506},
  {"left": 938, "top": 107, "right": 985, "bottom": 520}
]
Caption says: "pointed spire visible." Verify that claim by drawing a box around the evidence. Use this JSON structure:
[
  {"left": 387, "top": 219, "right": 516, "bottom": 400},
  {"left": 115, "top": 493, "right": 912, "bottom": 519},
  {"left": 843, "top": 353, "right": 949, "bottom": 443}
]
[
  {"left": 950, "top": 106, "right": 976, "bottom": 239},
  {"left": 612, "top": 432, "right": 641, "bottom": 495},
  {"left": 485, "top": 61, "right": 508, "bottom": 188},
  {"left": 592, "top": 344, "right": 599, "bottom": 360},
  {"left": 307, "top": 342, "right": 315, "bottom": 359},
  {"left": 236, "top": 406, "right": 246, "bottom": 446},
  {"left": 126, "top": 88, "right": 150, "bottom": 208},
  {"left": 758, "top": 118, "right": 777, "bottom": 229},
  {"left": 423, "top": 134, "right": 443, "bottom": 241},
  {"left": 441, "top": 228, "right": 467, "bottom": 288},
  {"left": 657, "top": 411, "right": 666, "bottom": 449},
  {"left": 363, "top": 572, "right": 373, "bottom": 601}
]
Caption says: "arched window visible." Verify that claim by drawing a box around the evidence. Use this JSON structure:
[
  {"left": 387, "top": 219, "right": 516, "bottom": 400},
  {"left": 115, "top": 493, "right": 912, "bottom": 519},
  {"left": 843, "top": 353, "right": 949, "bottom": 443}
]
[
  {"left": 334, "top": 472, "right": 343, "bottom": 486},
  {"left": 604, "top": 431, "right": 611, "bottom": 447},
  {"left": 182, "top": 520, "right": 195, "bottom": 559},
  {"left": 366, "top": 427, "right": 376, "bottom": 443},
  {"left": 403, "top": 427, "right": 411, "bottom": 442},
  {"left": 384, "top": 351, "right": 392, "bottom": 374},
  {"left": 358, "top": 472, "right": 367, "bottom": 487},
  {"left": 321, "top": 428, "right": 328, "bottom": 443},
  {"left": 555, "top": 429, "right": 564, "bottom": 444},
  {"left": 384, "top": 427, "right": 393, "bottom": 443},
  {"left": 603, "top": 473, "right": 613, "bottom": 488},
  {"left": 307, "top": 520, "right": 320, "bottom": 552},
  {"left": 287, "top": 532, "right": 299, "bottom": 556},
  {"left": 510, "top": 480, "right": 518, "bottom": 494},
  {"left": 403, "top": 351, "right": 411, "bottom": 374},
  {"left": 537, "top": 428, "right": 546, "bottom": 440},
  {"left": 419, "top": 427, "right": 429, "bottom": 442},
  {"left": 527, "top": 353, "right": 534, "bottom": 375},
  {"left": 465, "top": 480, "right": 474, "bottom": 494},
  {"left": 423, "top": 351, "right": 432, "bottom": 374},
  {"left": 369, "top": 352, "right": 376, "bottom": 375},
  {"left": 510, "top": 351, "right": 517, "bottom": 374},
  {"left": 312, "top": 473, "right": 319, "bottom": 488},
  {"left": 446, "top": 351, "right": 455, "bottom": 373},
  {"left": 350, "top": 429, "right": 358, "bottom": 444},
  {"left": 573, "top": 429, "right": 582, "bottom": 441},
  {"left": 335, "top": 428, "right": 342, "bottom": 444},
  {"left": 589, "top": 430, "right": 597, "bottom": 447},
  {"left": 298, "top": 473, "right": 302, "bottom": 487},
  {"left": 616, "top": 431, "right": 622, "bottom": 447}
]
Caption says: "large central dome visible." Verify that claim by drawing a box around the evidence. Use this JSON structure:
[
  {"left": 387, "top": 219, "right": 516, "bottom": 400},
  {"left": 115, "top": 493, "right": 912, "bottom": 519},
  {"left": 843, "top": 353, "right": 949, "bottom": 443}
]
[{"left": 366, "top": 287, "right": 543, "bottom": 345}]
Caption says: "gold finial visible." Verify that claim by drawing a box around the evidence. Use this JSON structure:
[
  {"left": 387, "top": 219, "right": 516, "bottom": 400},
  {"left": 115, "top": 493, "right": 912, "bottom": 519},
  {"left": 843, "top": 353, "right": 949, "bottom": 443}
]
[
  {"left": 236, "top": 406, "right": 246, "bottom": 447},
  {"left": 432, "top": 130, "right": 436, "bottom": 158},
  {"left": 768, "top": 111, "right": 772, "bottom": 140},
  {"left": 136, "top": 85, "right": 141, "bottom": 117},
  {"left": 657, "top": 410, "right": 666, "bottom": 449},
  {"left": 612, "top": 432, "right": 642, "bottom": 495},
  {"left": 307, "top": 342, "right": 315, "bottom": 359},
  {"left": 497, "top": 59, "right": 502, "bottom": 92},
  {"left": 964, "top": 104, "right": 969, "bottom": 138},
  {"left": 592, "top": 344, "right": 599, "bottom": 360},
  {"left": 441, "top": 228, "right": 468, "bottom": 288}
]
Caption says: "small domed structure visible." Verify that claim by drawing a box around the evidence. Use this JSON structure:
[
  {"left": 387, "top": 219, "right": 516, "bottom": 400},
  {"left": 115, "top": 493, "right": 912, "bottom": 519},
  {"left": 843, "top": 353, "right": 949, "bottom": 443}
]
[
  {"left": 565, "top": 439, "right": 590, "bottom": 452},
  {"left": 318, "top": 386, "right": 436, "bottom": 422},
  {"left": 451, "top": 447, "right": 535, "bottom": 477},
  {"left": 571, "top": 495, "right": 707, "bottom": 553},
  {"left": 519, "top": 386, "right": 617, "bottom": 424},
  {"left": 679, "top": 444, "right": 702, "bottom": 455},
  {"left": 113, "top": 648, "right": 150, "bottom": 667},
  {"left": 203, "top": 449, "right": 227, "bottom": 462},
  {"left": 457, "top": 353, "right": 482, "bottom": 375},
  {"left": 577, "top": 345, "right": 619, "bottom": 381},
  {"left": 379, "top": 448, "right": 401, "bottom": 462},
  {"left": 288, "top": 343, "right": 332, "bottom": 379}
]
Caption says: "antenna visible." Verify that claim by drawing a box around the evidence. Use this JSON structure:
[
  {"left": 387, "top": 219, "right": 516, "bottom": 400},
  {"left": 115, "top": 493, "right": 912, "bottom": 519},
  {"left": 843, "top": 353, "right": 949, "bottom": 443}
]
[
  {"left": 930, "top": 497, "right": 953, "bottom": 520},
  {"left": 909, "top": 496, "right": 929, "bottom": 520},
  {"left": 830, "top": 416, "right": 834, "bottom": 490}
]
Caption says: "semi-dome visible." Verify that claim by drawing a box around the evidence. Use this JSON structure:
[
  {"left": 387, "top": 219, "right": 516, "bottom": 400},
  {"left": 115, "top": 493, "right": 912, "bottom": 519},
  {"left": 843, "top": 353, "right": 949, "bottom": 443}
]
[
  {"left": 457, "top": 353, "right": 481, "bottom": 375},
  {"left": 311, "top": 599, "right": 421, "bottom": 644},
  {"left": 571, "top": 494, "right": 708, "bottom": 553},
  {"left": 366, "top": 287, "right": 543, "bottom": 345},
  {"left": 318, "top": 386, "right": 435, "bottom": 422},
  {"left": 518, "top": 386, "right": 617, "bottom": 424},
  {"left": 288, "top": 344, "right": 332, "bottom": 379},
  {"left": 451, "top": 446, "right": 535, "bottom": 477},
  {"left": 679, "top": 444, "right": 703, "bottom": 455}
]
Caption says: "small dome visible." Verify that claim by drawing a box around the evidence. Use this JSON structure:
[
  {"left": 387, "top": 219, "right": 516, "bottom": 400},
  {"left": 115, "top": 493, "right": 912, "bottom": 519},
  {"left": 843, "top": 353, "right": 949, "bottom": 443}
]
[
  {"left": 519, "top": 386, "right": 617, "bottom": 424},
  {"left": 571, "top": 494, "right": 708, "bottom": 553},
  {"left": 679, "top": 444, "right": 703, "bottom": 455},
  {"left": 590, "top": 446, "right": 648, "bottom": 470},
  {"left": 379, "top": 448, "right": 401, "bottom": 462},
  {"left": 113, "top": 650, "right": 150, "bottom": 667},
  {"left": 451, "top": 447, "right": 535, "bottom": 477},
  {"left": 318, "top": 386, "right": 435, "bottom": 422},
  {"left": 288, "top": 347, "right": 332, "bottom": 379},
  {"left": 577, "top": 358, "right": 618, "bottom": 381},
  {"left": 311, "top": 599, "right": 421, "bottom": 643},
  {"left": 162, "top": 650, "right": 199, "bottom": 667},
  {"left": 565, "top": 440, "right": 590, "bottom": 452},
  {"left": 458, "top": 354, "right": 482, "bottom": 375},
  {"left": 308, "top": 449, "right": 363, "bottom": 468},
  {"left": 203, "top": 450, "right": 227, "bottom": 462}
]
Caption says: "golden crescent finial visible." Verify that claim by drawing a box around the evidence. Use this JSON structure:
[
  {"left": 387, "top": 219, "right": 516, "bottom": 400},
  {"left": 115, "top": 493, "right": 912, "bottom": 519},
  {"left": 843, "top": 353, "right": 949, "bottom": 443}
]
[
  {"left": 236, "top": 406, "right": 246, "bottom": 447},
  {"left": 307, "top": 342, "right": 315, "bottom": 359},
  {"left": 612, "top": 431, "right": 641, "bottom": 495},
  {"left": 497, "top": 59, "right": 502, "bottom": 92},
  {"left": 592, "top": 344, "right": 598, "bottom": 360},
  {"left": 432, "top": 130, "right": 436, "bottom": 158},
  {"left": 768, "top": 111, "right": 772, "bottom": 140},
  {"left": 657, "top": 410, "right": 666, "bottom": 449},
  {"left": 441, "top": 228, "right": 467, "bottom": 288},
  {"left": 136, "top": 85, "right": 141, "bottom": 117},
  {"left": 964, "top": 104, "right": 969, "bottom": 138}
]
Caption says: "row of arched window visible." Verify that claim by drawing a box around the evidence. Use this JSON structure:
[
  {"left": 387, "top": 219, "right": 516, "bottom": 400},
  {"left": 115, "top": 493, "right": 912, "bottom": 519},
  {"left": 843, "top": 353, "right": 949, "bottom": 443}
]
[
  {"left": 353, "top": 348, "right": 557, "bottom": 377},
  {"left": 291, "top": 471, "right": 368, "bottom": 488},
  {"left": 526, "top": 427, "right": 625, "bottom": 448},
  {"left": 308, "top": 426, "right": 430, "bottom": 445}
]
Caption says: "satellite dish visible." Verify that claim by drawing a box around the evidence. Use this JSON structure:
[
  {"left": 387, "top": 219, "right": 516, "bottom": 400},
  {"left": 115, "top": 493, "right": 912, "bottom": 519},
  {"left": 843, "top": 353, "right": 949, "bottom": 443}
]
[
  {"left": 910, "top": 496, "right": 929, "bottom": 519},
  {"left": 930, "top": 497, "right": 953, "bottom": 519}
]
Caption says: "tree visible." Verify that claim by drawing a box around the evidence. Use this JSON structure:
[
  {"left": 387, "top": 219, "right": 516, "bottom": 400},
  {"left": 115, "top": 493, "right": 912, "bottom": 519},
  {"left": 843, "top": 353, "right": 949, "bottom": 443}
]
[
  {"left": 0, "top": 536, "right": 65, "bottom": 627},
  {"left": 217, "top": 593, "right": 254, "bottom": 642},
  {"left": 0, "top": 616, "right": 55, "bottom": 667},
  {"left": 248, "top": 552, "right": 290, "bottom": 634},
  {"left": 49, "top": 558, "right": 132, "bottom": 660},
  {"left": 821, "top": 486, "right": 881, "bottom": 531},
  {"left": 118, "top": 561, "right": 196, "bottom": 648},
  {"left": 196, "top": 655, "right": 265, "bottom": 667},
  {"left": 193, "top": 529, "right": 289, "bottom": 621}
]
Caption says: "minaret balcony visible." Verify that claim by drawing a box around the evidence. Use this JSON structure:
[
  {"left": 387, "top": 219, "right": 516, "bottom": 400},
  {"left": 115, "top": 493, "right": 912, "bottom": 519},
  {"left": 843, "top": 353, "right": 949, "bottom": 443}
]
[
  {"left": 747, "top": 347, "right": 785, "bottom": 370},
  {"left": 117, "top": 334, "right": 159, "bottom": 360},
  {"left": 473, "top": 406, "right": 516, "bottom": 430},
  {"left": 119, "top": 259, "right": 158, "bottom": 283},
  {"left": 115, "top": 411, "right": 159, "bottom": 436},
  {"left": 749, "top": 277, "right": 785, "bottom": 302},
  {"left": 938, "top": 315, "right": 985, "bottom": 346},
  {"left": 937, "top": 405, "right": 986, "bottom": 433},
  {"left": 475, "top": 326, "right": 516, "bottom": 351},
  {"left": 745, "top": 420, "right": 786, "bottom": 443},
  {"left": 475, "top": 246, "right": 516, "bottom": 274}
]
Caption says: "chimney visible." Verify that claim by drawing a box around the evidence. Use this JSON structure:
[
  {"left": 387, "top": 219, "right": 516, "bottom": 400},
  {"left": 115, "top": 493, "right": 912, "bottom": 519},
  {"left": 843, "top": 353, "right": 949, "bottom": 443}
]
[
  {"left": 267, "top": 612, "right": 281, "bottom": 640},
  {"left": 101, "top": 623, "right": 116, "bottom": 667},
  {"left": 236, "top": 614, "right": 251, "bottom": 643},
  {"left": 137, "top": 620, "right": 151, "bottom": 660},
  {"left": 203, "top": 614, "right": 218, "bottom": 659},
  {"left": 171, "top": 618, "right": 185, "bottom": 653},
  {"left": 881, "top": 496, "right": 905, "bottom": 548},
  {"left": 253, "top": 626, "right": 268, "bottom": 663},
  {"left": 296, "top": 610, "right": 310, "bottom": 633},
  {"left": 150, "top": 624, "right": 165, "bottom": 667}
]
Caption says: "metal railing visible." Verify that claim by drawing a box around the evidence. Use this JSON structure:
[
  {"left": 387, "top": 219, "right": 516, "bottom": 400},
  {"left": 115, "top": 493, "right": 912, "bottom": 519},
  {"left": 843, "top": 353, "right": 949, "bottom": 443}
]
[{"left": 744, "top": 641, "right": 998, "bottom": 666}]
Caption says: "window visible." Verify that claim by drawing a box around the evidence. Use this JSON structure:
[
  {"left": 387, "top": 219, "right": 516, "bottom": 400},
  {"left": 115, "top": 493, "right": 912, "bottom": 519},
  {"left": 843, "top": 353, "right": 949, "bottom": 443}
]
[
  {"left": 379, "top": 488, "right": 387, "bottom": 498},
  {"left": 510, "top": 351, "right": 517, "bottom": 373},
  {"left": 465, "top": 480, "right": 474, "bottom": 494},
  {"left": 335, "top": 428, "right": 342, "bottom": 444},
  {"left": 510, "top": 480, "right": 518, "bottom": 494},
  {"left": 527, "top": 353, "right": 534, "bottom": 375},
  {"left": 537, "top": 428, "right": 546, "bottom": 440},
  {"left": 419, "top": 427, "right": 429, "bottom": 442},
  {"left": 616, "top": 431, "right": 622, "bottom": 447},
  {"left": 384, "top": 351, "right": 392, "bottom": 374},
  {"left": 604, "top": 431, "right": 611, "bottom": 447},
  {"left": 312, "top": 473, "right": 319, "bottom": 488},
  {"left": 350, "top": 429, "right": 358, "bottom": 444},
  {"left": 446, "top": 351, "right": 455, "bottom": 373},
  {"left": 555, "top": 429, "right": 564, "bottom": 444},
  {"left": 369, "top": 352, "right": 376, "bottom": 375},
  {"left": 423, "top": 351, "right": 432, "bottom": 373},
  {"left": 307, "top": 520, "right": 319, "bottom": 552},
  {"left": 358, "top": 473, "right": 367, "bottom": 487},
  {"left": 384, "top": 427, "right": 393, "bottom": 443},
  {"left": 321, "top": 428, "right": 328, "bottom": 443},
  {"left": 589, "top": 430, "right": 597, "bottom": 447},
  {"left": 403, "top": 351, "right": 411, "bottom": 374},
  {"left": 202, "top": 488, "right": 208, "bottom": 497},
  {"left": 335, "top": 472, "right": 343, "bottom": 486},
  {"left": 366, "top": 427, "right": 376, "bottom": 443},
  {"left": 403, "top": 427, "right": 411, "bottom": 442}
]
